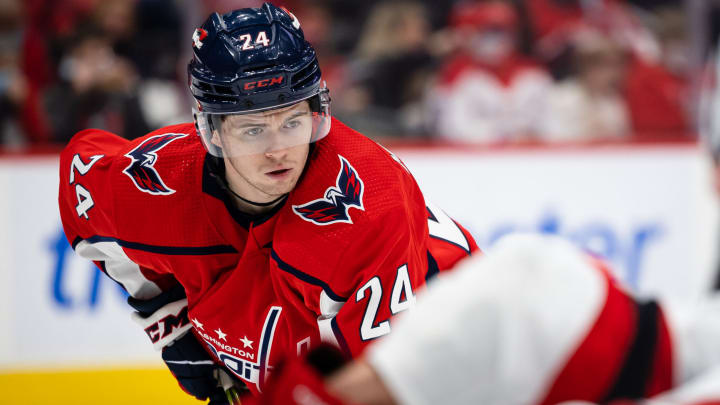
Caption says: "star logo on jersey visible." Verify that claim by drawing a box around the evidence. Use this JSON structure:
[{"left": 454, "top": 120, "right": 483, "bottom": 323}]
[
  {"left": 215, "top": 328, "right": 227, "bottom": 341},
  {"left": 292, "top": 155, "right": 364, "bottom": 225},
  {"left": 240, "top": 336, "right": 253, "bottom": 349},
  {"left": 123, "top": 133, "right": 187, "bottom": 195}
]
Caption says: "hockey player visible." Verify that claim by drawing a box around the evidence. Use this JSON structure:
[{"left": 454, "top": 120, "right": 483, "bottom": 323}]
[
  {"left": 247, "top": 234, "right": 720, "bottom": 405},
  {"left": 57, "top": 3, "right": 477, "bottom": 402}
]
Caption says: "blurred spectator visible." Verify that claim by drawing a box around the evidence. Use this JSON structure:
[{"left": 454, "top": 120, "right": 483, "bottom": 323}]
[
  {"left": 525, "top": 0, "right": 603, "bottom": 79},
  {"left": 526, "top": 0, "right": 587, "bottom": 46},
  {"left": 541, "top": 29, "right": 630, "bottom": 142},
  {"left": 294, "top": 2, "right": 347, "bottom": 99},
  {"left": 526, "top": 0, "right": 657, "bottom": 80},
  {"left": 20, "top": 0, "right": 97, "bottom": 144},
  {"left": 41, "top": 0, "right": 188, "bottom": 143},
  {"left": 129, "top": 0, "right": 188, "bottom": 129},
  {"left": 43, "top": 25, "right": 149, "bottom": 143},
  {"left": 334, "top": 1, "right": 436, "bottom": 138},
  {"left": 427, "top": 0, "right": 552, "bottom": 143},
  {"left": 91, "top": 0, "right": 135, "bottom": 54},
  {"left": 0, "top": 0, "right": 27, "bottom": 147},
  {"left": 625, "top": 6, "right": 692, "bottom": 140},
  {"left": 132, "top": 0, "right": 182, "bottom": 80}
]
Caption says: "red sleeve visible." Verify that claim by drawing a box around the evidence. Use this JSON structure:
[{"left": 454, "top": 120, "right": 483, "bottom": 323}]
[
  {"left": 59, "top": 129, "right": 125, "bottom": 238},
  {"left": 425, "top": 203, "right": 480, "bottom": 275},
  {"left": 58, "top": 129, "right": 174, "bottom": 299}
]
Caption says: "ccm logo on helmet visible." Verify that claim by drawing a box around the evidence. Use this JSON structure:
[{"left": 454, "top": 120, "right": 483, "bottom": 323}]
[{"left": 243, "top": 76, "right": 284, "bottom": 91}]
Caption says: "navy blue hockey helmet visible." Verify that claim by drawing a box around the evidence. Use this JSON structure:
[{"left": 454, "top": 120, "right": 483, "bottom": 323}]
[{"left": 189, "top": 3, "right": 330, "bottom": 157}]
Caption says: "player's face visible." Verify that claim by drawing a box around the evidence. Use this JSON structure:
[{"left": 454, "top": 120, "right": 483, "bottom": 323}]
[
  {"left": 211, "top": 101, "right": 314, "bottom": 157},
  {"left": 214, "top": 102, "right": 312, "bottom": 204}
]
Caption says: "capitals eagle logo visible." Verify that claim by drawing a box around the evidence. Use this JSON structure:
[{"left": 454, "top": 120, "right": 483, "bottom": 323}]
[
  {"left": 123, "top": 133, "right": 187, "bottom": 195},
  {"left": 293, "top": 155, "right": 364, "bottom": 225}
]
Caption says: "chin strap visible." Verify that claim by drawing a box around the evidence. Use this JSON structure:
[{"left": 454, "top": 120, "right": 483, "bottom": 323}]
[{"left": 211, "top": 171, "right": 286, "bottom": 207}]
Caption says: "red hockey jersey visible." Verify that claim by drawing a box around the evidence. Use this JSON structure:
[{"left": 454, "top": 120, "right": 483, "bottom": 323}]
[{"left": 58, "top": 117, "right": 477, "bottom": 395}]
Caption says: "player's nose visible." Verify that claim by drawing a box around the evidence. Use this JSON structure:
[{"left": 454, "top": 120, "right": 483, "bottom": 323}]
[{"left": 262, "top": 132, "right": 293, "bottom": 157}]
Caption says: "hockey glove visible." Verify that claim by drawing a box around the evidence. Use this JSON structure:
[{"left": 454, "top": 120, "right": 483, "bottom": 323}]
[{"left": 129, "top": 285, "right": 245, "bottom": 402}]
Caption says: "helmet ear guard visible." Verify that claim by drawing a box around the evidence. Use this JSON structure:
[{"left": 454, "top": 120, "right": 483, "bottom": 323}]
[
  {"left": 193, "top": 108, "right": 223, "bottom": 157},
  {"left": 309, "top": 84, "right": 331, "bottom": 142}
]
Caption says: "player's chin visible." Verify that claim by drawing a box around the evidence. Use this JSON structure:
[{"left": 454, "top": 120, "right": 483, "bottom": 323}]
[{"left": 262, "top": 175, "right": 299, "bottom": 196}]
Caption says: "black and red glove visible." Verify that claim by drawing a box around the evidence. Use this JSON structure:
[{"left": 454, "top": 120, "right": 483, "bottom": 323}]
[{"left": 128, "top": 284, "right": 246, "bottom": 403}]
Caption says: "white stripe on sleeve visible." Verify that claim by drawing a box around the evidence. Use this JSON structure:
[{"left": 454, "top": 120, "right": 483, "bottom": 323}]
[
  {"left": 75, "top": 239, "right": 162, "bottom": 300},
  {"left": 317, "top": 290, "right": 345, "bottom": 348}
]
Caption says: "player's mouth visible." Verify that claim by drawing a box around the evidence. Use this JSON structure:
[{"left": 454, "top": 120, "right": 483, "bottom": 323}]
[{"left": 266, "top": 168, "right": 291, "bottom": 179}]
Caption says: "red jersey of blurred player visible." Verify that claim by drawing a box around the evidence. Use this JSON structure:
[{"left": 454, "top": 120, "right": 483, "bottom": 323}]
[{"left": 58, "top": 116, "right": 477, "bottom": 395}]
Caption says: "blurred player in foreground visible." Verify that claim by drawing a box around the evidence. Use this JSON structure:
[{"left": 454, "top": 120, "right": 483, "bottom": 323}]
[
  {"left": 57, "top": 3, "right": 476, "bottom": 402},
  {"left": 247, "top": 234, "right": 720, "bottom": 405}
]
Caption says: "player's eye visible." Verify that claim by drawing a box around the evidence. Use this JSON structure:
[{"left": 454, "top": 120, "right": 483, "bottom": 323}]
[
  {"left": 243, "top": 127, "right": 264, "bottom": 137},
  {"left": 283, "top": 119, "right": 301, "bottom": 129}
]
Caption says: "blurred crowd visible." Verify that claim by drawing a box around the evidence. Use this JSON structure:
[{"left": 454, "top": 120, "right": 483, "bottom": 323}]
[{"left": 0, "top": 0, "right": 711, "bottom": 148}]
